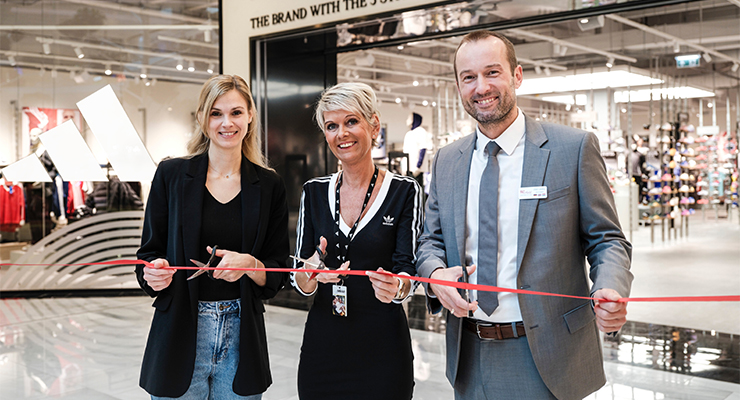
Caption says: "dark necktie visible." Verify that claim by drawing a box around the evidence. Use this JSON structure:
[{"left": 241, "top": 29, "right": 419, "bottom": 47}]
[{"left": 478, "top": 141, "right": 501, "bottom": 316}]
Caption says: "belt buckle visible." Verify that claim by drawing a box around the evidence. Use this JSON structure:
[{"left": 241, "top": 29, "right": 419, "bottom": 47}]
[{"left": 475, "top": 321, "right": 496, "bottom": 341}]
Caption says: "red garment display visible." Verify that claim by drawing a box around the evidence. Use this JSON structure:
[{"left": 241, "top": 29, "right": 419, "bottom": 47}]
[{"left": 0, "top": 182, "right": 25, "bottom": 231}]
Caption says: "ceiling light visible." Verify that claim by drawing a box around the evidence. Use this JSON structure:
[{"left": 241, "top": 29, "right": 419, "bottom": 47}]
[
  {"left": 204, "top": 29, "right": 212, "bottom": 43},
  {"left": 422, "top": 100, "right": 428, "bottom": 106},
  {"left": 580, "top": 18, "right": 589, "bottom": 24},
  {"left": 207, "top": 63, "right": 214, "bottom": 74},
  {"left": 145, "top": 80, "right": 151, "bottom": 86},
  {"left": 534, "top": 65, "right": 542, "bottom": 75},
  {"left": 673, "top": 41, "right": 680, "bottom": 53},
  {"left": 188, "top": 60, "right": 195, "bottom": 72},
  {"left": 43, "top": 43, "right": 51, "bottom": 55},
  {"left": 702, "top": 53, "right": 712, "bottom": 63},
  {"left": 8, "top": 55, "right": 16, "bottom": 66},
  {"left": 140, "top": 68, "right": 147, "bottom": 79},
  {"left": 517, "top": 66, "right": 664, "bottom": 97},
  {"left": 104, "top": 64, "right": 112, "bottom": 75},
  {"left": 413, "top": 80, "right": 419, "bottom": 86},
  {"left": 732, "top": 63, "right": 739, "bottom": 72},
  {"left": 397, "top": 45, "right": 404, "bottom": 50},
  {"left": 553, "top": 43, "right": 560, "bottom": 54},
  {"left": 707, "top": 101, "right": 713, "bottom": 108},
  {"left": 395, "top": 97, "right": 401, "bottom": 104},
  {"left": 544, "top": 67, "right": 551, "bottom": 76},
  {"left": 354, "top": 53, "right": 375, "bottom": 67},
  {"left": 51, "top": 68, "right": 57, "bottom": 78},
  {"left": 606, "top": 58, "right": 615, "bottom": 68},
  {"left": 176, "top": 58, "right": 183, "bottom": 71},
  {"left": 559, "top": 46, "right": 568, "bottom": 56},
  {"left": 431, "top": 101, "right": 436, "bottom": 107},
  {"left": 74, "top": 47, "right": 84, "bottom": 59},
  {"left": 404, "top": 60, "right": 412, "bottom": 70}
]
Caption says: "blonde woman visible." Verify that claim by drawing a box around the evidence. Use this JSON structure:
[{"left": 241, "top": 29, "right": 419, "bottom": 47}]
[
  {"left": 136, "top": 75, "right": 289, "bottom": 399},
  {"left": 292, "top": 82, "right": 423, "bottom": 399}
]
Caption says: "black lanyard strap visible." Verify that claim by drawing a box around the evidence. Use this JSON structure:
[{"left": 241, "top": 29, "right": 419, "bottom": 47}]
[{"left": 333, "top": 165, "right": 379, "bottom": 264}]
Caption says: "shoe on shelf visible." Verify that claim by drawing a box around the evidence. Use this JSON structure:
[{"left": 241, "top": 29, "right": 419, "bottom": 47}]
[
  {"left": 662, "top": 173, "right": 672, "bottom": 181},
  {"left": 680, "top": 173, "right": 689, "bottom": 180},
  {"left": 663, "top": 186, "right": 672, "bottom": 194}
]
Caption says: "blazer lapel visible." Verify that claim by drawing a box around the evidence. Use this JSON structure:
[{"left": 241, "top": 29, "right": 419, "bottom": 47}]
[
  {"left": 182, "top": 154, "right": 208, "bottom": 320},
  {"left": 517, "top": 116, "right": 550, "bottom": 268},
  {"left": 240, "top": 158, "right": 261, "bottom": 255},
  {"left": 454, "top": 134, "right": 476, "bottom": 266}
]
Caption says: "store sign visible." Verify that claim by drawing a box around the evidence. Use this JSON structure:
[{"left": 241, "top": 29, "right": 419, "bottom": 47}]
[
  {"left": 675, "top": 54, "right": 701, "bottom": 69},
  {"left": 232, "top": 0, "right": 447, "bottom": 36}
]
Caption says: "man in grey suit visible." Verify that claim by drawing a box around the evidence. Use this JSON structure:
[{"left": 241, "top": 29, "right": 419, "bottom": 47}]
[{"left": 416, "top": 30, "right": 633, "bottom": 400}]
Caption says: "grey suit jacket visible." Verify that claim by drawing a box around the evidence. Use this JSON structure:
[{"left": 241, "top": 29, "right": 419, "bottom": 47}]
[{"left": 416, "top": 114, "right": 633, "bottom": 400}]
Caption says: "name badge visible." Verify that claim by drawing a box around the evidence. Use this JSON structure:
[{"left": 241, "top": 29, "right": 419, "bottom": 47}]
[{"left": 519, "top": 186, "right": 548, "bottom": 199}]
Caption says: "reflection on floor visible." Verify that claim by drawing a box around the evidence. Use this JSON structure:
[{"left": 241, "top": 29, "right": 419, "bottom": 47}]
[{"left": 1, "top": 297, "right": 738, "bottom": 400}]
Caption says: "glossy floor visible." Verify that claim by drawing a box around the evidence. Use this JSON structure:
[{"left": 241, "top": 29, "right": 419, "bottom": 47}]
[{"left": 0, "top": 297, "right": 737, "bottom": 400}]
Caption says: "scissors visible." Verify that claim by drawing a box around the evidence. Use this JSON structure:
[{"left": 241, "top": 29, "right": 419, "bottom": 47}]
[
  {"left": 461, "top": 254, "right": 473, "bottom": 318},
  {"left": 290, "top": 245, "right": 349, "bottom": 280},
  {"left": 290, "top": 245, "right": 327, "bottom": 280},
  {"left": 187, "top": 245, "right": 219, "bottom": 280}
]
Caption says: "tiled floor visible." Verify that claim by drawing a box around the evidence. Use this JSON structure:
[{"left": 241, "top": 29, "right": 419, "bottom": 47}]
[{"left": 0, "top": 214, "right": 738, "bottom": 399}]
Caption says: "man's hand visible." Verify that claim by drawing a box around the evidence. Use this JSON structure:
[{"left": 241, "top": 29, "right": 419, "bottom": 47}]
[
  {"left": 430, "top": 266, "right": 478, "bottom": 318},
  {"left": 593, "top": 288, "right": 627, "bottom": 333}
]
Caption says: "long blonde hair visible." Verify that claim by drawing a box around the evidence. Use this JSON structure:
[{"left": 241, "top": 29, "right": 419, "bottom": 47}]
[{"left": 187, "top": 74, "right": 268, "bottom": 169}]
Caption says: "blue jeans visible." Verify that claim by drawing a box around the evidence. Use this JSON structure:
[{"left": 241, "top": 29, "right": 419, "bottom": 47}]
[{"left": 152, "top": 299, "right": 262, "bottom": 400}]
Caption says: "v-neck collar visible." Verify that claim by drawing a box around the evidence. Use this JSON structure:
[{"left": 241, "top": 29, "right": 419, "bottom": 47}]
[{"left": 328, "top": 169, "right": 392, "bottom": 240}]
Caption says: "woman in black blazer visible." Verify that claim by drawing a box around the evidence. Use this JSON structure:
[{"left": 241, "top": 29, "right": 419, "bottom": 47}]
[{"left": 136, "top": 75, "right": 289, "bottom": 399}]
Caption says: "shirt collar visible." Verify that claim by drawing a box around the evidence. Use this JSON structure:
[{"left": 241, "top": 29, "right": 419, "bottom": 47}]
[{"left": 475, "top": 107, "right": 526, "bottom": 156}]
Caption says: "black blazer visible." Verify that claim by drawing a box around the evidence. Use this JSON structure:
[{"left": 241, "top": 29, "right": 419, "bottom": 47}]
[{"left": 135, "top": 153, "right": 289, "bottom": 397}]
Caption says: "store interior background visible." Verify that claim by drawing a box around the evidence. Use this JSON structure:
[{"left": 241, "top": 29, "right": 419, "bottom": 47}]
[{"left": 1, "top": 0, "right": 739, "bottom": 399}]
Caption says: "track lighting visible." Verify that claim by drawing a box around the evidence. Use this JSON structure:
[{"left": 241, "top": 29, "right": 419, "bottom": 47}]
[
  {"left": 140, "top": 68, "right": 147, "bottom": 79},
  {"left": 534, "top": 65, "right": 542, "bottom": 75},
  {"left": 544, "top": 67, "right": 551, "bottom": 76},
  {"left": 673, "top": 41, "right": 680, "bottom": 53},
  {"left": 188, "top": 60, "right": 195, "bottom": 72},
  {"left": 176, "top": 58, "right": 183, "bottom": 71},
  {"left": 8, "top": 55, "right": 16, "bottom": 66},
  {"left": 732, "top": 62, "right": 739, "bottom": 73},
  {"left": 606, "top": 57, "right": 615, "bottom": 68},
  {"left": 559, "top": 46, "right": 568, "bottom": 56},
  {"left": 43, "top": 43, "right": 51, "bottom": 55},
  {"left": 702, "top": 53, "right": 712, "bottom": 63},
  {"left": 74, "top": 47, "right": 84, "bottom": 59},
  {"left": 207, "top": 63, "right": 214, "bottom": 74},
  {"left": 204, "top": 29, "right": 212, "bottom": 43},
  {"left": 104, "top": 64, "right": 112, "bottom": 75}
]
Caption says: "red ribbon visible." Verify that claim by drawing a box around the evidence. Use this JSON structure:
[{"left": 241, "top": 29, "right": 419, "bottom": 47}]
[{"left": 3, "top": 260, "right": 739, "bottom": 303}]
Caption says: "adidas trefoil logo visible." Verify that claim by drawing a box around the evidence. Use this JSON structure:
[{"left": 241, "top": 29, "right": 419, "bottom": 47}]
[{"left": 382, "top": 215, "right": 395, "bottom": 226}]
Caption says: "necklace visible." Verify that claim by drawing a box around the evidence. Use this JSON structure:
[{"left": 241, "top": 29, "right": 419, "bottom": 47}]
[{"left": 209, "top": 164, "right": 239, "bottom": 179}]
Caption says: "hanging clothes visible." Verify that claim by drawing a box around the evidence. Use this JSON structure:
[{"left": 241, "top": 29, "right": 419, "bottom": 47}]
[{"left": 0, "top": 180, "right": 26, "bottom": 232}]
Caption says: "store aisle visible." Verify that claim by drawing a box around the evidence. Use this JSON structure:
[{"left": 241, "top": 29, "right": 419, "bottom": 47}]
[
  {"left": 0, "top": 295, "right": 738, "bottom": 400},
  {"left": 626, "top": 211, "right": 740, "bottom": 334}
]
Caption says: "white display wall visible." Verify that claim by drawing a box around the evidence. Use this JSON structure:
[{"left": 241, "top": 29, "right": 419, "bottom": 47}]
[{"left": 0, "top": 65, "right": 202, "bottom": 166}]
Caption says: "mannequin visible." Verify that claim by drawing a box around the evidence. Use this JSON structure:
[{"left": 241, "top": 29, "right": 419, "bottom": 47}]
[
  {"left": 402, "top": 112, "right": 433, "bottom": 177},
  {"left": 629, "top": 138, "right": 647, "bottom": 203}
]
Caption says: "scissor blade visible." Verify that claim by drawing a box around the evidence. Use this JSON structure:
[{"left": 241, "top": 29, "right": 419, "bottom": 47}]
[
  {"left": 187, "top": 259, "right": 209, "bottom": 280},
  {"left": 289, "top": 255, "right": 322, "bottom": 269}
]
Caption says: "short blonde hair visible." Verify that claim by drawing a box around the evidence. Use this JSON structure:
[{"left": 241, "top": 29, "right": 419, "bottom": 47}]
[
  {"left": 187, "top": 74, "right": 268, "bottom": 169},
  {"left": 315, "top": 82, "right": 380, "bottom": 145}
]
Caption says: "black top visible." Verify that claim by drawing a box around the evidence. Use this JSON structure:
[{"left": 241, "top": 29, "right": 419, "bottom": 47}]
[
  {"left": 291, "top": 171, "right": 423, "bottom": 400},
  {"left": 197, "top": 189, "right": 242, "bottom": 301}
]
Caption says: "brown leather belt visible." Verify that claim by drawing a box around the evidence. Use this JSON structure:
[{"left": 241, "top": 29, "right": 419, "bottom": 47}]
[{"left": 463, "top": 318, "right": 526, "bottom": 340}]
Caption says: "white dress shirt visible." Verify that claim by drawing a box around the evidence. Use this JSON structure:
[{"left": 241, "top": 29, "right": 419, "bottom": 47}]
[{"left": 465, "top": 109, "right": 526, "bottom": 322}]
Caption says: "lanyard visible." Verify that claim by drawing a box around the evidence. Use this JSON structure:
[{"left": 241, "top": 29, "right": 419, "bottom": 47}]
[{"left": 333, "top": 166, "right": 379, "bottom": 264}]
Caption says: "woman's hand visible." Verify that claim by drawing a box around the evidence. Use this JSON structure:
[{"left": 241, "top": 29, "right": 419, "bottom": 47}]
[
  {"left": 366, "top": 268, "right": 409, "bottom": 303},
  {"left": 143, "top": 258, "right": 175, "bottom": 291},
  {"left": 209, "top": 246, "right": 266, "bottom": 286},
  {"left": 316, "top": 260, "right": 350, "bottom": 284}
]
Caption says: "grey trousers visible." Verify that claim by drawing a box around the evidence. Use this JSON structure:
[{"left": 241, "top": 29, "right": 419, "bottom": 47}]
[{"left": 454, "top": 328, "right": 558, "bottom": 400}]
